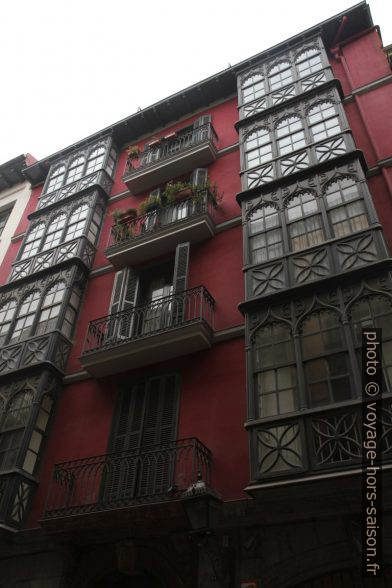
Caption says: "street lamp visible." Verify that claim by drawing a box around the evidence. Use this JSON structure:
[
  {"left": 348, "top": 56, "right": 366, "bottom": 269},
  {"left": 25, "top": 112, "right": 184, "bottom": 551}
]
[{"left": 182, "top": 472, "right": 222, "bottom": 536}]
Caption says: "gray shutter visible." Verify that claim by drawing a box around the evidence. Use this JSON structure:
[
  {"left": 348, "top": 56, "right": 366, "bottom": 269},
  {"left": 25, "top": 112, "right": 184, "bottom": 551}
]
[
  {"left": 120, "top": 268, "right": 139, "bottom": 338},
  {"left": 104, "top": 382, "right": 145, "bottom": 501},
  {"left": 191, "top": 168, "right": 208, "bottom": 188},
  {"left": 149, "top": 188, "right": 161, "bottom": 199},
  {"left": 108, "top": 268, "right": 139, "bottom": 339},
  {"left": 107, "top": 270, "right": 125, "bottom": 339},
  {"left": 173, "top": 243, "right": 190, "bottom": 294},
  {"left": 172, "top": 243, "right": 190, "bottom": 326},
  {"left": 139, "top": 375, "right": 179, "bottom": 495},
  {"left": 109, "top": 270, "right": 125, "bottom": 315},
  {"left": 105, "top": 375, "right": 179, "bottom": 500}
]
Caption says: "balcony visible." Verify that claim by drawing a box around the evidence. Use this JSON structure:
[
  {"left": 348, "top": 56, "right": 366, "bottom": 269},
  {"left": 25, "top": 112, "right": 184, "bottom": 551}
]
[
  {"left": 105, "top": 190, "right": 216, "bottom": 268},
  {"left": 43, "top": 438, "right": 211, "bottom": 523},
  {"left": 123, "top": 123, "right": 218, "bottom": 194},
  {"left": 0, "top": 331, "right": 72, "bottom": 377},
  {"left": 80, "top": 286, "right": 215, "bottom": 377},
  {"left": 9, "top": 237, "right": 96, "bottom": 282}
]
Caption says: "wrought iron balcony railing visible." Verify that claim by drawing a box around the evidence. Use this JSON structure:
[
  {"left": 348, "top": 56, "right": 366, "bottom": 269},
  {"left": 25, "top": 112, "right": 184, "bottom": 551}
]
[
  {"left": 124, "top": 123, "right": 218, "bottom": 177},
  {"left": 43, "top": 438, "right": 212, "bottom": 519},
  {"left": 106, "top": 189, "right": 216, "bottom": 251},
  {"left": 82, "top": 286, "right": 215, "bottom": 355}
]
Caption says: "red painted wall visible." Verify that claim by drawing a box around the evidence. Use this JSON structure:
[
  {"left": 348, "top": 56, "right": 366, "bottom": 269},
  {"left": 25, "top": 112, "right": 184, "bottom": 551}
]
[
  {"left": 28, "top": 335, "right": 247, "bottom": 526},
  {"left": 333, "top": 28, "right": 392, "bottom": 255}
]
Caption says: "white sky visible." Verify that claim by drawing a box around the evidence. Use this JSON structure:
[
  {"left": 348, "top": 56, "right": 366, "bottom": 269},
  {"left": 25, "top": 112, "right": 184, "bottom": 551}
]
[{"left": 0, "top": 0, "right": 390, "bottom": 164}]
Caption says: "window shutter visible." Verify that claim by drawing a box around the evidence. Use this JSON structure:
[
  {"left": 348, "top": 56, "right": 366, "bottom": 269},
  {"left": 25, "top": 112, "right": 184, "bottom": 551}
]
[
  {"left": 191, "top": 168, "right": 208, "bottom": 188},
  {"left": 173, "top": 242, "right": 190, "bottom": 294},
  {"left": 109, "top": 270, "right": 125, "bottom": 316},
  {"left": 140, "top": 375, "right": 179, "bottom": 494},
  {"left": 120, "top": 268, "right": 139, "bottom": 338},
  {"left": 149, "top": 188, "right": 161, "bottom": 199},
  {"left": 104, "top": 382, "right": 145, "bottom": 501},
  {"left": 105, "top": 375, "right": 179, "bottom": 499},
  {"left": 108, "top": 268, "right": 139, "bottom": 339}
]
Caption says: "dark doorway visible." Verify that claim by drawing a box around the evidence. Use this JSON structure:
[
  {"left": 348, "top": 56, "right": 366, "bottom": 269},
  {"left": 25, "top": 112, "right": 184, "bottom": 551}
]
[{"left": 94, "top": 570, "right": 164, "bottom": 588}]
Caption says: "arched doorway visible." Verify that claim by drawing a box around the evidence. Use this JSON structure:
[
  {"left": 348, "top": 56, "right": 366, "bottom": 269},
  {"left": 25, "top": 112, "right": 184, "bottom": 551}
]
[{"left": 94, "top": 570, "right": 165, "bottom": 588}]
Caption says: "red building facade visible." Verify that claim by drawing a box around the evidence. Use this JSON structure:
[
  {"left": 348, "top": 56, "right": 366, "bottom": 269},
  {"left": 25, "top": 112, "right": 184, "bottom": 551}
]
[{"left": 1, "top": 3, "right": 392, "bottom": 586}]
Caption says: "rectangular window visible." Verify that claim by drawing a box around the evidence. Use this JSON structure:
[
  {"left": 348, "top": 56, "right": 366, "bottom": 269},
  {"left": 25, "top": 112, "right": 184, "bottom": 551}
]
[{"left": 0, "top": 207, "right": 12, "bottom": 238}]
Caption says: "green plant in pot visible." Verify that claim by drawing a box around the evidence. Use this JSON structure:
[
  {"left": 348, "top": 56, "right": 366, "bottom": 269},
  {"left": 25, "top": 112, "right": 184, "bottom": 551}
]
[
  {"left": 138, "top": 194, "right": 162, "bottom": 215},
  {"left": 127, "top": 145, "right": 140, "bottom": 159},
  {"left": 163, "top": 180, "right": 194, "bottom": 203},
  {"left": 204, "top": 179, "right": 223, "bottom": 208}
]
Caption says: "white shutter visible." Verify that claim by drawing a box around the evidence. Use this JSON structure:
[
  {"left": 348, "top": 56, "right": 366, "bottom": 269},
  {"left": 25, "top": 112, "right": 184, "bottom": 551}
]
[{"left": 191, "top": 168, "right": 208, "bottom": 188}]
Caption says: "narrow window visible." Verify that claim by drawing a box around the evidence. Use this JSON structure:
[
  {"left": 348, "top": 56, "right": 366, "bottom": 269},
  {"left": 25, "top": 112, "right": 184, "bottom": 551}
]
[
  {"left": 0, "top": 299, "right": 17, "bottom": 345},
  {"left": 35, "top": 281, "right": 66, "bottom": 336},
  {"left": 253, "top": 322, "right": 297, "bottom": 417},
  {"left": 248, "top": 205, "right": 283, "bottom": 264},
  {"left": 10, "top": 291, "right": 40, "bottom": 342},
  {"left": 0, "top": 391, "right": 33, "bottom": 471},
  {"left": 41, "top": 214, "right": 67, "bottom": 251},
  {"left": 295, "top": 47, "right": 323, "bottom": 78},
  {"left": 65, "top": 155, "right": 85, "bottom": 184},
  {"left": 244, "top": 128, "right": 273, "bottom": 169},
  {"left": 20, "top": 223, "right": 45, "bottom": 259},
  {"left": 46, "top": 165, "right": 66, "bottom": 194},
  {"left": 308, "top": 101, "right": 341, "bottom": 143},
  {"left": 64, "top": 203, "right": 89, "bottom": 241},
  {"left": 324, "top": 177, "right": 369, "bottom": 238},
  {"left": 301, "top": 310, "right": 352, "bottom": 407},
  {"left": 86, "top": 146, "right": 106, "bottom": 175},
  {"left": 268, "top": 61, "right": 293, "bottom": 91},
  {"left": 286, "top": 192, "right": 324, "bottom": 251},
  {"left": 276, "top": 115, "right": 306, "bottom": 156},
  {"left": 0, "top": 208, "right": 12, "bottom": 238},
  {"left": 242, "top": 73, "right": 265, "bottom": 104},
  {"left": 62, "top": 284, "right": 82, "bottom": 338}
]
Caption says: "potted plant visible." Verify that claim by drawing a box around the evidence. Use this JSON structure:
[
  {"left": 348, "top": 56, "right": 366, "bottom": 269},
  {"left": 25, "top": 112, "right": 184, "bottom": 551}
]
[
  {"left": 112, "top": 208, "right": 138, "bottom": 223},
  {"left": 163, "top": 180, "right": 194, "bottom": 203},
  {"left": 138, "top": 194, "right": 162, "bottom": 216},
  {"left": 204, "top": 179, "right": 223, "bottom": 208},
  {"left": 126, "top": 146, "right": 140, "bottom": 160}
]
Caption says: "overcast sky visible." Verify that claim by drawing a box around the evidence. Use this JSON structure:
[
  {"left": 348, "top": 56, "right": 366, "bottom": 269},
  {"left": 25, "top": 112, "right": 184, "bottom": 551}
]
[{"left": 0, "top": 0, "right": 390, "bottom": 164}]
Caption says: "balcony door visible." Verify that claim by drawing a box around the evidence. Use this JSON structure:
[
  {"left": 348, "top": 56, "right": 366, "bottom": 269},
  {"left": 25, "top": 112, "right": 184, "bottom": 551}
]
[
  {"left": 108, "top": 242, "right": 190, "bottom": 340},
  {"left": 103, "top": 374, "right": 179, "bottom": 503},
  {"left": 139, "top": 267, "right": 173, "bottom": 334}
]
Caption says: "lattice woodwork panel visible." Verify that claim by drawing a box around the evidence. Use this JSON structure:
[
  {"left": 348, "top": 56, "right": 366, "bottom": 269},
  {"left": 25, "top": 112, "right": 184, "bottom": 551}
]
[
  {"left": 291, "top": 248, "right": 330, "bottom": 284},
  {"left": 251, "top": 263, "right": 285, "bottom": 296}
]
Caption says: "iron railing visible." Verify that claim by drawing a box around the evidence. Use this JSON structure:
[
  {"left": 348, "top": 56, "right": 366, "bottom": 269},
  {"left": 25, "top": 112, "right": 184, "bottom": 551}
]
[
  {"left": 107, "top": 189, "right": 216, "bottom": 250},
  {"left": 82, "top": 286, "right": 215, "bottom": 355},
  {"left": 124, "top": 123, "right": 218, "bottom": 176},
  {"left": 43, "top": 438, "right": 212, "bottom": 519}
]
